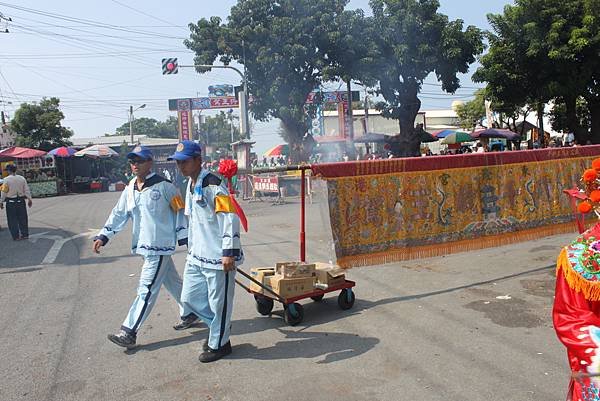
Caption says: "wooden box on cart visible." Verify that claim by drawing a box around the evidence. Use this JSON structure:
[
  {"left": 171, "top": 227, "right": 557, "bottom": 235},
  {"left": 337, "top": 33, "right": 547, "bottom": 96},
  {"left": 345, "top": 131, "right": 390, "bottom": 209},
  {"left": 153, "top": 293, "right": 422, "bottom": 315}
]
[
  {"left": 249, "top": 267, "right": 276, "bottom": 294},
  {"left": 315, "top": 262, "right": 346, "bottom": 288},
  {"left": 275, "top": 262, "right": 316, "bottom": 278},
  {"left": 268, "top": 275, "right": 316, "bottom": 298}
]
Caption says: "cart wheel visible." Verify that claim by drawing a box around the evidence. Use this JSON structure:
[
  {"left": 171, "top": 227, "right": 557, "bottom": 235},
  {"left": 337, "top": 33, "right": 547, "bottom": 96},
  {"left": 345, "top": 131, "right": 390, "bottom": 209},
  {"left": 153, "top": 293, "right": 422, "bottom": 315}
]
[
  {"left": 254, "top": 296, "right": 274, "bottom": 316},
  {"left": 284, "top": 303, "right": 304, "bottom": 326},
  {"left": 337, "top": 288, "right": 355, "bottom": 310},
  {"left": 310, "top": 294, "right": 324, "bottom": 302}
]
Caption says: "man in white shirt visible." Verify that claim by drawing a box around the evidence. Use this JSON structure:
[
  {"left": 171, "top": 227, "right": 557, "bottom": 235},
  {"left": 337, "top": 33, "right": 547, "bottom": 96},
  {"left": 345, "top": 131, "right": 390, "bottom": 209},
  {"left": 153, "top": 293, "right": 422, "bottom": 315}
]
[{"left": 0, "top": 164, "right": 33, "bottom": 240}]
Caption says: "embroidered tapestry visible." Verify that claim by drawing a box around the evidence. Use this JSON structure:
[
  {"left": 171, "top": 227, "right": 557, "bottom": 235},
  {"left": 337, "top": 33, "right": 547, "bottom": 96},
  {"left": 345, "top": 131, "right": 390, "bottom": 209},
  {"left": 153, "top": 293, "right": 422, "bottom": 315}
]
[{"left": 311, "top": 146, "right": 600, "bottom": 268}]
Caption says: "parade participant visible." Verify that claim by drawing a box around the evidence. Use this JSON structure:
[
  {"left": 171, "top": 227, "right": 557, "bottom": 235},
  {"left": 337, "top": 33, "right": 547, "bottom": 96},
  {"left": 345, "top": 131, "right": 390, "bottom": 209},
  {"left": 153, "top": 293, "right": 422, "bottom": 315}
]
[
  {"left": 93, "top": 145, "right": 192, "bottom": 349},
  {"left": 168, "top": 140, "right": 243, "bottom": 363},
  {"left": 0, "top": 164, "right": 32, "bottom": 240},
  {"left": 554, "top": 159, "right": 600, "bottom": 400}
]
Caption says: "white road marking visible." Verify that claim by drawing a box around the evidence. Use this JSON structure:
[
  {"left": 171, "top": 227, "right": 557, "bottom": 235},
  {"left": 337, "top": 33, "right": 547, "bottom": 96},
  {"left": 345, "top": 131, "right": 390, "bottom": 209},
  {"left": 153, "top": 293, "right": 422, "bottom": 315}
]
[{"left": 28, "top": 229, "right": 99, "bottom": 265}]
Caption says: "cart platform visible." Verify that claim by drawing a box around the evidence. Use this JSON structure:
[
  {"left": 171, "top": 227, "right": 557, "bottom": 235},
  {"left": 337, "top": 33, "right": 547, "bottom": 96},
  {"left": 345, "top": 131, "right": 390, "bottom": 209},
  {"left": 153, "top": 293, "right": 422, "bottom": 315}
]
[{"left": 236, "top": 267, "right": 355, "bottom": 326}]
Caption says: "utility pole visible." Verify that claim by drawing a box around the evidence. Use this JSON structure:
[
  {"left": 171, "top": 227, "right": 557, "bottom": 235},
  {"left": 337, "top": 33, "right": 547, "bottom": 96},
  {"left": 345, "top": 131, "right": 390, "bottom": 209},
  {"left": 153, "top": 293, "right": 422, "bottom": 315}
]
[{"left": 129, "top": 104, "right": 146, "bottom": 144}]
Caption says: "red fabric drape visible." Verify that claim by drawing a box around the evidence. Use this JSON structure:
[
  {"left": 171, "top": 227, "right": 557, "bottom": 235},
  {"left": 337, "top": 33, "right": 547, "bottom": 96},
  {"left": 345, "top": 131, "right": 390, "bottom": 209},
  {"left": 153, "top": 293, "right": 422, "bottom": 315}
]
[{"left": 311, "top": 146, "right": 600, "bottom": 178}]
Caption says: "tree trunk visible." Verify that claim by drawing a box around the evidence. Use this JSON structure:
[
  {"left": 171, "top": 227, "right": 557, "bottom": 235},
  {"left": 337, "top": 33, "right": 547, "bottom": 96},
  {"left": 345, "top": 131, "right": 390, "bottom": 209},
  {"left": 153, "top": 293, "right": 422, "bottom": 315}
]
[
  {"left": 589, "top": 99, "right": 600, "bottom": 144},
  {"left": 392, "top": 94, "right": 422, "bottom": 158},
  {"left": 537, "top": 103, "right": 545, "bottom": 148},
  {"left": 280, "top": 116, "right": 308, "bottom": 163},
  {"left": 565, "top": 96, "right": 587, "bottom": 145}
]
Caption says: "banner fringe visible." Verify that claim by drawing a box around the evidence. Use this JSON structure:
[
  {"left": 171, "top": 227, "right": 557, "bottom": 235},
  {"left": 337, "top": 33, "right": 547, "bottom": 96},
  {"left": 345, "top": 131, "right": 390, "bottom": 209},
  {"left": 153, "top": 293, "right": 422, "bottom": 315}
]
[
  {"left": 338, "top": 222, "right": 580, "bottom": 269},
  {"left": 557, "top": 247, "right": 600, "bottom": 302}
]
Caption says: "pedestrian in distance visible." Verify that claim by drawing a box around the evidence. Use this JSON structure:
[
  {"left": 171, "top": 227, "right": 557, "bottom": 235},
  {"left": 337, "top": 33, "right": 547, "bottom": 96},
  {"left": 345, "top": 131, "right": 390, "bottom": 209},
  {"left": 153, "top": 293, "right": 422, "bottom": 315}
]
[
  {"left": 92, "top": 145, "right": 195, "bottom": 349},
  {"left": 169, "top": 140, "right": 243, "bottom": 363},
  {"left": 0, "top": 164, "right": 32, "bottom": 241}
]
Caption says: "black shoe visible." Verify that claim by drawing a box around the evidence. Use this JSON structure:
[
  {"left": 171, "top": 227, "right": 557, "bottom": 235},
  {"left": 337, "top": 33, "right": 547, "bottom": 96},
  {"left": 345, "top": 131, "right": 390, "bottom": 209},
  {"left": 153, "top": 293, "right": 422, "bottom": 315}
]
[
  {"left": 107, "top": 330, "right": 136, "bottom": 349},
  {"left": 202, "top": 339, "right": 209, "bottom": 352},
  {"left": 173, "top": 314, "right": 199, "bottom": 330},
  {"left": 199, "top": 341, "right": 232, "bottom": 363}
]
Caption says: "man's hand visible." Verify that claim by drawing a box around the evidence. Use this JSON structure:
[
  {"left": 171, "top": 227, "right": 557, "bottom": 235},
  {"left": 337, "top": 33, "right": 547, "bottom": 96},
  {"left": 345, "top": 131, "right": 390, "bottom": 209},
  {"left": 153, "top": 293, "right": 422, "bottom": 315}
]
[
  {"left": 222, "top": 256, "right": 235, "bottom": 272},
  {"left": 27, "top": 199, "right": 32, "bottom": 208},
  {"left": 93, "top": 239, "right": 104, "bottom": 254}
]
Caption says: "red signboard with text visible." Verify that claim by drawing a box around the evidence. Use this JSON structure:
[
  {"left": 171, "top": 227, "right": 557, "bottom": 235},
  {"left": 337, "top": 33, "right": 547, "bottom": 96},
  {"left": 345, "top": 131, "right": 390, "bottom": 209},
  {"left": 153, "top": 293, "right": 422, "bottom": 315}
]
[{"left": 252, "top": 175, "right": 279, "bottom": 193}]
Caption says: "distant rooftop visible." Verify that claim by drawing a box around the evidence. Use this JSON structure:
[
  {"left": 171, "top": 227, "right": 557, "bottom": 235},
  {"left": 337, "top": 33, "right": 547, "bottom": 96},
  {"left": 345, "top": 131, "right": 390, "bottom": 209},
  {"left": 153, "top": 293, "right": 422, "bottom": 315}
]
[
  {"left": 323, "top": 108, "right": 455, "bottom": 118},
  {"left": 71, "top": 135, "right": 179, "bottom": 147}
]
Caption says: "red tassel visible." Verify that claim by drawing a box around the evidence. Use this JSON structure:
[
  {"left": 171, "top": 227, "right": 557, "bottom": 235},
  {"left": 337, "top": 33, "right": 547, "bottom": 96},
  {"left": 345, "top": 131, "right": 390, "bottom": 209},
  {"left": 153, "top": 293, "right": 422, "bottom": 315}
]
[{"left": 230, "top": 195, "right": 248, "bottom": 232}]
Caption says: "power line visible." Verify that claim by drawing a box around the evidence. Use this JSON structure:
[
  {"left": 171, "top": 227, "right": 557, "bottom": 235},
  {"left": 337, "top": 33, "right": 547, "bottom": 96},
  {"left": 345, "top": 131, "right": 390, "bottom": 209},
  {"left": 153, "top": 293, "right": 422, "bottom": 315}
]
[
  {"left": 109, "top": 0, "right": 189, "bottom": 34},
  {"left": 10, "top": 13, "right": 186, "bottom": 49},
  {"left": 0, "top": 67, "right": 21, "bottom": 102},
  {"left": 0, "top": 2, "right": 188, "bottom": 40}
]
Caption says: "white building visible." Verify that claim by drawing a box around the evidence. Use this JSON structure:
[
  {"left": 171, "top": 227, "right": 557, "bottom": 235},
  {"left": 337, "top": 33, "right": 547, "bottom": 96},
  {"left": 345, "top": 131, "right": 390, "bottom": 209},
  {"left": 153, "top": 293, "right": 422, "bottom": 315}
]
[{"left": 322, "top": 108, "right": 460, "bottom": 138}]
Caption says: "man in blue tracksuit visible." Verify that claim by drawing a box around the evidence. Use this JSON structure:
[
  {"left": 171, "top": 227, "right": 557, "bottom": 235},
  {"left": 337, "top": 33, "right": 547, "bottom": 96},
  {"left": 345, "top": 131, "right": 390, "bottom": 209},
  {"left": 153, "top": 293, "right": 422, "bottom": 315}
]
[
  {"left": 169, "top": 141, "right": 243, "bottom": 362},
  {"left": 93, "top": 146, "right": 191, "bottom": 349}
]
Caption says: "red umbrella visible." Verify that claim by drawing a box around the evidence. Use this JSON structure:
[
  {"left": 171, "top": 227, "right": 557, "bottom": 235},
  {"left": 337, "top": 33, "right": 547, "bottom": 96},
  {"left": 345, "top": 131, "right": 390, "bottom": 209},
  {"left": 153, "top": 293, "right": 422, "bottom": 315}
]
[
  {"left": 264, "top": 144, "right": 289, "bottom": 157},
  {"left": 0, "top": 146, "right": 47, "bottom": 159}
]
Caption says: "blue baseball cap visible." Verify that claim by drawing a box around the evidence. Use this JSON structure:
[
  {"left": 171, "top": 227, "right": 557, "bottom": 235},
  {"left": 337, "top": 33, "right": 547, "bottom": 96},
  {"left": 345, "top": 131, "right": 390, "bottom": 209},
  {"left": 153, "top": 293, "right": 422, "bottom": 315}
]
[
  {"left": 127, "top": 145, "right": 153, "bottom": 160},
  {"left": 167, "top": 140, "right": 202, "bottom": 161}
]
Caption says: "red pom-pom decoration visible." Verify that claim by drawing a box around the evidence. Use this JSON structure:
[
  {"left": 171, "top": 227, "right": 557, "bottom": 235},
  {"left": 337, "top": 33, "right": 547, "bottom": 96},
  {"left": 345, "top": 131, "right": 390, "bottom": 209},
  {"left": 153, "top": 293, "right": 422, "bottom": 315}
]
[
  {"left": 593, "top": 158, "right": 600, "bottom": 171},
  {"left": 591, "top": 190, "right": 600, "bottom": 203},
  {"left": 583, "top": 169, "right": 598, "bottom": 183},
  {"left": 218, "top": 159, "right": 238, "bottom": 179},
  {"left": 579, "top": 201, "right": 593, "bottom": 214}
]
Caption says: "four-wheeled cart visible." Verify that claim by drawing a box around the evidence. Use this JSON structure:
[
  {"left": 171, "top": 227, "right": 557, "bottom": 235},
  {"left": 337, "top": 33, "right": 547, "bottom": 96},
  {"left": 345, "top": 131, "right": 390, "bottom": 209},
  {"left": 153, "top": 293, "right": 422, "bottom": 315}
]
[
  {"left": 235, "top": 163, "right": 357, "bottom": 326},
  {"left": 236, "top": 268, "right": 355, "bottom": 326}
]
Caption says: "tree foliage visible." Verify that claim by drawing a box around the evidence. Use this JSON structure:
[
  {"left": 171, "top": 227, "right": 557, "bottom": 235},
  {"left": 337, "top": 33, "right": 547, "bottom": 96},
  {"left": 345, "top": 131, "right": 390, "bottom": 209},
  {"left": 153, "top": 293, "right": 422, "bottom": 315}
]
[
  {"left": 455, "top": 89, "right": 486, "bottom": 130},
  {"left": 199, "top": 111, "right": 241, "bottom": 158},
  {"left": 475, "top": 0, "right": 600, "bottom": 143},
  {"left": 369, "top": 0, "right": 484, "bottom": 156},
  {"left": 10, "top": 97, "right": 73, "bottom": 150},
  {"left": 114, "top": 116, "right": 178, "bottom": 138},
  {"left": 185, "top": 0, "right": 361, "bottom": 161}
]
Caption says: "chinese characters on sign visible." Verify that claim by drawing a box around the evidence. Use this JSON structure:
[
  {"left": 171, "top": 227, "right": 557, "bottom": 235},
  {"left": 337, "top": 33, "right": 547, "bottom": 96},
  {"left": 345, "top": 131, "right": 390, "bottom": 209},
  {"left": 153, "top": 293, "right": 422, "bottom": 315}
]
[
  {"left": 178, "top": 110, "right": 192, "bottom": 141},
  {"left": 252, "top": 176, "right": 279, "bottom": 193},
  {"left": 169, "top": 97, "right": 239, "bottom": 111}
]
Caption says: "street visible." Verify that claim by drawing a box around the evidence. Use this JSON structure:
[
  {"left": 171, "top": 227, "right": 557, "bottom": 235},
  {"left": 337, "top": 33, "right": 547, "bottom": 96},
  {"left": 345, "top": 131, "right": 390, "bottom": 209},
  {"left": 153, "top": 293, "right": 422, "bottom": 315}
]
[{"left": 0, "top": 191, "right": 571, "bottom": 401}]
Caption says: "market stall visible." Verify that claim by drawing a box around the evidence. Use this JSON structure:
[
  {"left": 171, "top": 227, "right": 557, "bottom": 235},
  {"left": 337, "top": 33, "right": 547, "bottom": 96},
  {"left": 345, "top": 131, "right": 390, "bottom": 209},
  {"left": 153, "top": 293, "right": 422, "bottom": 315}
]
[
  {"left": 0, "top": 146, "right": 58, "bottom": 197},
  {"left": 72, "top": 144, "right": 119, "bottom": 193}
]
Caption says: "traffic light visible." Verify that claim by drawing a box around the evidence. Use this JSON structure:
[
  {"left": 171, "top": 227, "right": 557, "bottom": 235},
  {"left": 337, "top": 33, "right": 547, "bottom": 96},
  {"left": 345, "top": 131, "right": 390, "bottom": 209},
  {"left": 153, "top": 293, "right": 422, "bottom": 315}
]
[{"left": 162, "top": 58, "right": 178, "bottom": 75}]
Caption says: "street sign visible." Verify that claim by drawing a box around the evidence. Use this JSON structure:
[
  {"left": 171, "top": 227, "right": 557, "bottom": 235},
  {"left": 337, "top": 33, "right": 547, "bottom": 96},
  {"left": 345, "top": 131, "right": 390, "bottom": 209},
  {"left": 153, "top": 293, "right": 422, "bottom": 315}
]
[
  {"left": 252, "top": 176, "right": 279, "bottom": 193},
  {"left": 208, "top": 84, "right": 235, "bottom": 97},
  {"left": 168, "top": 97, "right": 240, "bottom": 111},
  {"left": 162, "top": 58, "right": 178, "bottom": 75},
  {"left": 305, "top": 91, "right": 359, "bottom": 104}
]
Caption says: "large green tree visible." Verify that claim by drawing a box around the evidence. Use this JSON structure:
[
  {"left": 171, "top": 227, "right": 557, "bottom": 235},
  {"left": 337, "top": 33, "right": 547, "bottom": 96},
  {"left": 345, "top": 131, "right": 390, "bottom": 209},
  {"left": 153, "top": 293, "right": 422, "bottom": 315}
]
[
  {"left": 369, "top": 0, "right": 484, "bottom": 156},
  {"left": 10, "top": 97, "right": 73, "bottom": 150},
  {"left": 475, "top": 0, "right": 600, "bottom": 144},
  {"left": 185, "top": 0, "right": 354, "bottom": 161},
  {"left": 547, "top": 0, "right": 600, "bottom": 142}
]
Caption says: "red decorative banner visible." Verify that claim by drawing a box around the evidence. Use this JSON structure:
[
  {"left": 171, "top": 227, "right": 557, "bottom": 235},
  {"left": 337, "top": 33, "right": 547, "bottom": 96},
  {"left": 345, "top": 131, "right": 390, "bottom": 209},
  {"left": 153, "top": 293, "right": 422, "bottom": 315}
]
[{"left": 178, "top": 110, "right": 193, "bottom": 141}]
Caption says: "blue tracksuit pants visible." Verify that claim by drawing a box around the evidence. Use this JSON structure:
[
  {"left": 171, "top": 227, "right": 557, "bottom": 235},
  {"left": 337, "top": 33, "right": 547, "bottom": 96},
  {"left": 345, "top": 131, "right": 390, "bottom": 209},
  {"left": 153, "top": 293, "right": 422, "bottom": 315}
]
[
  {"left": 121, "top": 255, "right": 187, "bottom": 336},
  {"left": 181, "top": 263, "right": 235, "bottom": 350}
]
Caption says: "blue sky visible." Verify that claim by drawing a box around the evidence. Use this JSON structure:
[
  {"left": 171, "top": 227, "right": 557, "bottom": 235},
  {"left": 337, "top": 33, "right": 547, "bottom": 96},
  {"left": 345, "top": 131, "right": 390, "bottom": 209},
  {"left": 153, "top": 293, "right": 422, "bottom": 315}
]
[{"left": 0, "top": 0, "right": 511, "bottom": 154}]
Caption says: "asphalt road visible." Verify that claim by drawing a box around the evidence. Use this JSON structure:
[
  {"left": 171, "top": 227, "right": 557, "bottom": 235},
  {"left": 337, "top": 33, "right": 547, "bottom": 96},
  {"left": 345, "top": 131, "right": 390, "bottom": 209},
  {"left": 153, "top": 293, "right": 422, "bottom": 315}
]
[{"left": 0, "top": 191, "right": 573, "bottom": 401}]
